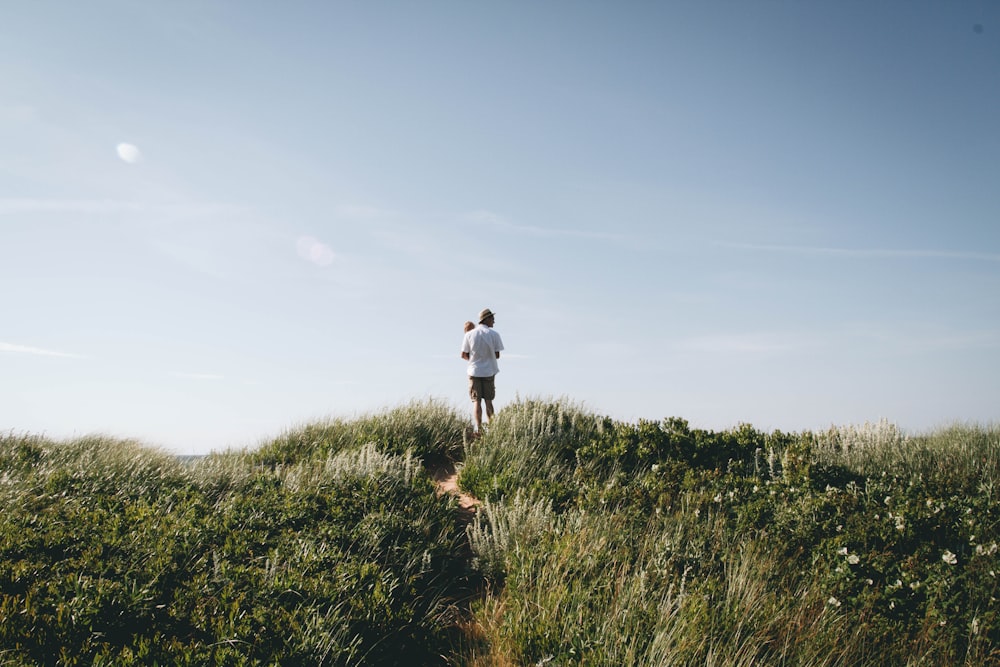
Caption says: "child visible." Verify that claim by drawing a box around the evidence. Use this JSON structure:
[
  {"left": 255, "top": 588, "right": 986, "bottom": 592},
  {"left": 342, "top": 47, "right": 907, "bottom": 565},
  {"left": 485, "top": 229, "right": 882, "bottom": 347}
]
[{"left": 462, "top": 321, "right": 477, "bottom": 432}]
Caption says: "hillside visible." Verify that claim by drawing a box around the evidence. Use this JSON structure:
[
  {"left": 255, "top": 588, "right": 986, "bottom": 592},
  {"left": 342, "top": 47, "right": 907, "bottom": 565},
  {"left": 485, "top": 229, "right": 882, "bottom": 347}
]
[{"left": 1, "top": 398, "right": 997, "bottom": 665}]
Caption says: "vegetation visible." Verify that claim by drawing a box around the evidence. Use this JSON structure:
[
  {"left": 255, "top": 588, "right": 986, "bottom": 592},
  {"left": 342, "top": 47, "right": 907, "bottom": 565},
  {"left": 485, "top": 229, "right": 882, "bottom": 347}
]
[
  {"left": 0, "top": 400, "right": 474, "bottom": 666},
  {"left": 2, "top": 397, "right": 997, "bottom": 665},
  {"left": 462, "top": 400, "right": 1000, "bottom": 666}
]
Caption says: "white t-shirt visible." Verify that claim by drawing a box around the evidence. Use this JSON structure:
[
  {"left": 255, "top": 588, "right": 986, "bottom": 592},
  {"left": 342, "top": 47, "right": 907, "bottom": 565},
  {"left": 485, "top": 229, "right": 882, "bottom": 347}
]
[{"left": 461, "top": 325, "right": 504, "bottom": 377}]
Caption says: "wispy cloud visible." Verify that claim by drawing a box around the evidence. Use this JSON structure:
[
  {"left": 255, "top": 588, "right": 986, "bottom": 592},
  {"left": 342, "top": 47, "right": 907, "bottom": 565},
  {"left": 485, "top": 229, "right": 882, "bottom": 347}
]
[
  {"left": 727, "top": 243, "right": 1000, "bottom": 262},
  {"left": 336, "top": 204, "right": 398, "bottom": 219},
  {"left": 0, "top": 341, "right": 87, "bottom": 358},
  {"left": 169, "top": 372, "right": 224, "bottom": 380},
  {"left": 468, "top": 209, "right": 628, "bottom": 242},
  {"left": 677, "top": 327, "right": 1000, "bottom": 357},
  {"left": 0, "top": 198, "right": 143, "bottom": 215},
  {"left": 674, "top": 332, "right": 818, "bottom": 355},
  {"left": 0, "top": 197, "right": 254, "bottom": 219},
  {"left": 851, "top": 326, "right": 1000, "bottom": 353}
]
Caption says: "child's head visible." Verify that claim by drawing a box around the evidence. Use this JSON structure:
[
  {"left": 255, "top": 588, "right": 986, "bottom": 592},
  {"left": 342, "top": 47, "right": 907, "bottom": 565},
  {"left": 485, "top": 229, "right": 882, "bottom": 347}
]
[{"left": 464, "top": 321, "right": 475, "bottom": 333}]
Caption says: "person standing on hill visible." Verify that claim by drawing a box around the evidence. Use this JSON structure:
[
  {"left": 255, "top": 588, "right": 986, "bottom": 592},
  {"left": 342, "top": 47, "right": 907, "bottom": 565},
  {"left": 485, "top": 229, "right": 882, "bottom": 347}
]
[{"left": 461, "top": 308, "right": 504, "bottom": 434}]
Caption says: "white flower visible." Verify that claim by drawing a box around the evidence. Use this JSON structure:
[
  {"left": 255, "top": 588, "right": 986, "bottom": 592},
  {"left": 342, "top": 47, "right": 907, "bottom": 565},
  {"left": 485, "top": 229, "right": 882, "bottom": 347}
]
[
  {"left": 942, "top": 550, "right": 958, "bottom": 566},
  {"left": 827, "top": 596, "right": 841, "bottom": 607},
  {"left": 713, "top": 493, "right": 723, "bottom": 503},
  {"left": 884, "top": 496, "right": 892, "bottom": 506},
  {"left": 837, "top": 547, "right": 849, "bottom": 556},
  {"left": 848, "top": 554, "right": 860, "bottom": 565},
  {"left": 651, "top": 464, "right": 660, "bottom": 472}
]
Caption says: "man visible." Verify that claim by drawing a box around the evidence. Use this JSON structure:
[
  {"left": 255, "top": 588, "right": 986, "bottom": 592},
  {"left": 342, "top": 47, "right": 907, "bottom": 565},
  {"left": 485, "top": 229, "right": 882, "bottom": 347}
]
[{"left": 461, "top": 308, "right": 504, "bottom": 434}]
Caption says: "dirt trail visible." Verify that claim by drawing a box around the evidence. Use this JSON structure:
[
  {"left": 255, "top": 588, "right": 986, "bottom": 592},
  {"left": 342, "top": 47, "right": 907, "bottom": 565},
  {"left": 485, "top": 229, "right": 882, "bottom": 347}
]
[{"left": 428, "top": 460, "right": 481, "bottom": 513}]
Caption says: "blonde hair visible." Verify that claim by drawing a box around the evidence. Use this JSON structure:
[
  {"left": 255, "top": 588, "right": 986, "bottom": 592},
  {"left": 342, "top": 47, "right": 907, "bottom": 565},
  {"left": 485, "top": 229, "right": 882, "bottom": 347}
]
[{"left": 464, "top": 321, "right": 475, "bottom": 333}]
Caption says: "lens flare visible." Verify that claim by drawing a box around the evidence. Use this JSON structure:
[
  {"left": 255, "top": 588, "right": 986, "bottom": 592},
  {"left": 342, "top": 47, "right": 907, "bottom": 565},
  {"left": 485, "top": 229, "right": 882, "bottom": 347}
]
[
  {"left": 116, "top": 143, "right": 142, "bottom": 163},
  {"left": 296, "top": 236, "right": 335, "bottom": 266}
]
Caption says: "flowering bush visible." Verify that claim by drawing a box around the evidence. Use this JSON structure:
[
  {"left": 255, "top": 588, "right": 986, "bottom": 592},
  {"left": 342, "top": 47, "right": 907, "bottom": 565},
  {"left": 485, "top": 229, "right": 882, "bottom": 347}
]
[{"left": 463, "top": 399, "right": 1000, "bottom": 665}]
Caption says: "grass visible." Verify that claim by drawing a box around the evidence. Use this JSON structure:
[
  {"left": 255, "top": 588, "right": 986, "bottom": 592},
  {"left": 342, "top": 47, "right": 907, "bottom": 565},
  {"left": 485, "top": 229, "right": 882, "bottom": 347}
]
[
  {"left": 2, "top": 398, "right": 998, "bottom": 665},
  {"left": 460, "top": 399, "right": 1000, "bottom": 666}
]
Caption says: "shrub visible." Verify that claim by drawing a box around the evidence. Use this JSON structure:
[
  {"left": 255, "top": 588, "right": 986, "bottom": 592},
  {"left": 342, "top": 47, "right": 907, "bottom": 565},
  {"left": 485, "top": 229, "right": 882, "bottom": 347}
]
[
  {"left": 0, "top": 431, "right": 475, "bottom": 665},
  {"left": 251, "top": 398, "right": 467, "bottom": 467},
  {"left": 461, "top": 401, "right": 1000, "bottom": 666}
]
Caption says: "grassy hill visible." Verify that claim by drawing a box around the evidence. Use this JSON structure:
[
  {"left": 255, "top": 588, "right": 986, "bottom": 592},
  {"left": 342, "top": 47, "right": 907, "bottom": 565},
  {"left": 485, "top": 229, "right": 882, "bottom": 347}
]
[{"left": 1, "top": 398, "right": 997, "bottom": 665}]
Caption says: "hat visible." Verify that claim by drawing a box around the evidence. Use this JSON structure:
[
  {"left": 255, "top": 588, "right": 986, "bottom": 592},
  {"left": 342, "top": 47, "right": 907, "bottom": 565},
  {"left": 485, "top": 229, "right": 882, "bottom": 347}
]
[{"left": 478, "top": 308, "right": 495, "bottom": 323}]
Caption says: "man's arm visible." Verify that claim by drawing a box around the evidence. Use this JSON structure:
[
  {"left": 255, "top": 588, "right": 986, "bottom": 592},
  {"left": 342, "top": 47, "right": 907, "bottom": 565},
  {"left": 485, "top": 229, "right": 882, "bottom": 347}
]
[{"left": 461, "top": 352, "right": 470, "bottom": 360}]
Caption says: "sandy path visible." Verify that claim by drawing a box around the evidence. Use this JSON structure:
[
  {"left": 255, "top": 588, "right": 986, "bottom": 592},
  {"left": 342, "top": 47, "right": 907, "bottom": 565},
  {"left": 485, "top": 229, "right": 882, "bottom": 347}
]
[{"left": 429, "top": 461, "right": 481, "bottom": 512}]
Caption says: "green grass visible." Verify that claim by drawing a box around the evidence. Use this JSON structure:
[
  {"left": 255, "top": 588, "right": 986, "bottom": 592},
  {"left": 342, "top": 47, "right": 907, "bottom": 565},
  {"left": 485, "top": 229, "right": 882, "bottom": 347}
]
[
  {"left": 460, "top": 401, "right": 1000, "bottom": 666},
  {"left": 2, "top": 399, "right": 998, "bottom": 665},
  {"left": 0, "top": 401, "right": 474, "bottom": 666}
]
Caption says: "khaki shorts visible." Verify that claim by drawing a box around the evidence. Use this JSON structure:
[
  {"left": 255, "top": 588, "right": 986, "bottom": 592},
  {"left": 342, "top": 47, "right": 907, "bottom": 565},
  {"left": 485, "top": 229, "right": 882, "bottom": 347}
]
[{"left": 468, "top": 375, "right": 496, "bottom": 402}]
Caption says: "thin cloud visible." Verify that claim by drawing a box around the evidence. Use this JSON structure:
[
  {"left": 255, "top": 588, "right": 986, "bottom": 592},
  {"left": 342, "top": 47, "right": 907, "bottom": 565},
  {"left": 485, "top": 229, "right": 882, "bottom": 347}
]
[
  {"left": 336, "top": 204, "right": 398, "bottom": 219},
  {"left": 0, "top": 341, "right": 87, "bottom": 358},
  {"left": 169, "top": 372, "right": 224, "bottom": 380},
  {"left": 675, "top": 332, "right": 817, "bottom": 355},
  {"left": 0, "top": 198, "right": 143, "bottom": 215},
  {"left": 852, "top": 326, "right": 1000, "bottom": 353},
  {"left": 0, "top": 198, "right": 253, "bottom": 219},
  {"left": 468, "top": 209, "right": 628, "bottom": 242},
  {"left": 727, "top": 243, "right": 1000, "bottom": 262},
  {"left": 152, "top": 240, "right": 235, "bottom": 282}
]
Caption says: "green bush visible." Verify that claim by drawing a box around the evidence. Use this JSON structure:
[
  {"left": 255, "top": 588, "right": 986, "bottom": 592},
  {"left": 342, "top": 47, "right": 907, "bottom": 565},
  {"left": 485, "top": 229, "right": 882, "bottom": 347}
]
[
  {"left": 462, "top": 401, "right": 1000, "bottom": 666},
  {"left": 5, "top": 403, "right": 998, "bottom": 665},
  {"left": 251, "top": 398, "right": 467, "bottom": 467},
  {"left": 0, "top": 432, "right": 474, "bottom": 666}
]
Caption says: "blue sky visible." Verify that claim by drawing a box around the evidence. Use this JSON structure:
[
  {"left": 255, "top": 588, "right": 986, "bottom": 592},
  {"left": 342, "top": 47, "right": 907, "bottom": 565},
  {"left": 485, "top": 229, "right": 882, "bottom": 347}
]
[{"left": 2, "top": 2, "right": 998, "bottom": 454}]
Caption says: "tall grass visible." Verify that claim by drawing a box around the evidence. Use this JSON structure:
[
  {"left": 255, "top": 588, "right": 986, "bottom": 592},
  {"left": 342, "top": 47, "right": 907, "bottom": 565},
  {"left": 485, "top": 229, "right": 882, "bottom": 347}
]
[
  {"left": 252, "top": 397, "right": 468, "bottom": 466},
  {"left": 462, "top": 399, "right": 1000, "bottom": 666},
  {"left": 467, "top": 494, "right": 862, "bottom": 665},
  {"left": 0, "top": 402, "right": 476, "bottom": 666},
  {"left": 3, "top": 400, "right": 998, "bottom": 665}
]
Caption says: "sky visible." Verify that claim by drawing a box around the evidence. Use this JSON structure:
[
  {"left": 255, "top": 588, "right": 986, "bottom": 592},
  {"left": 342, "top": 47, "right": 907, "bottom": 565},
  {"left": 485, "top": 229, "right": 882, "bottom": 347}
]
[{"left": 2, "top": 1, "right": 998, "bottom": 455}]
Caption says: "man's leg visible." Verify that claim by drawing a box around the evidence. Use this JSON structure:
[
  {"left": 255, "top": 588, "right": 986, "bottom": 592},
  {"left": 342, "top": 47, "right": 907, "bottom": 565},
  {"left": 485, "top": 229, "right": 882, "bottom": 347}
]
[
  {"left": 473, "top": 399, "right": 484, "bottom": 432},
  {"left": 484, "top": 400, "right": 494, "bottom": 424}
]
